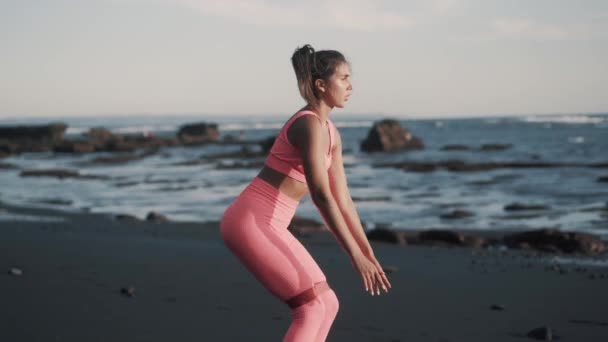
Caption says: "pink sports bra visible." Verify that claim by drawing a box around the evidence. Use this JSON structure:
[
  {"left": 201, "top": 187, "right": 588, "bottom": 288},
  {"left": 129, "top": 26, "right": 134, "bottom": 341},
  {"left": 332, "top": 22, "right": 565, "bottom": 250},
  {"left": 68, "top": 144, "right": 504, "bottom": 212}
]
[{"left": 264, "top": 110, "right": 336, "bottom": 183}]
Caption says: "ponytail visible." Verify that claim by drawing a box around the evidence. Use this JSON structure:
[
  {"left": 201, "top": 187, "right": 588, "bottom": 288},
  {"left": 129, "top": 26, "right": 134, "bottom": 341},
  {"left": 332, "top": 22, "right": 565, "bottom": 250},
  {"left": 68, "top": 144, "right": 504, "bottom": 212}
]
[{"left": 291, "top": 44, "right": 348, "bottom": 105}]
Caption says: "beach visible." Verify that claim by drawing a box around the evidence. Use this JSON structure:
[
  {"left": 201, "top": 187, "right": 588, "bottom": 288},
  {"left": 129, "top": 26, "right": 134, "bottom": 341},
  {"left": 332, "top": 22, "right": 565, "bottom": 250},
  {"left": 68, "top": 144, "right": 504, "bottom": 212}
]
[{"left": 2, "top": 201, "right": 607, "bottom": 342}]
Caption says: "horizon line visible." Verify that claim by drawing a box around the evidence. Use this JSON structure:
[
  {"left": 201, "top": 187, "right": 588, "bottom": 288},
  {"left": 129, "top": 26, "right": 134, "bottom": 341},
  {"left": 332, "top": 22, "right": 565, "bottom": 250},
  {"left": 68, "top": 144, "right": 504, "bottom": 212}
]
[{"left": 1, "top": 111, "right": 607, "bottom": 122}]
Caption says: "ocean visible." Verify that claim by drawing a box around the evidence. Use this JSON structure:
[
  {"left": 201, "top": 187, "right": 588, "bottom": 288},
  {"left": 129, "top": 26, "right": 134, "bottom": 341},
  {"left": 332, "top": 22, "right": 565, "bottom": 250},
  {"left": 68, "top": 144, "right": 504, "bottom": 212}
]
[{"left": 1, "top": 113, "right": 607, "bottom": 239}]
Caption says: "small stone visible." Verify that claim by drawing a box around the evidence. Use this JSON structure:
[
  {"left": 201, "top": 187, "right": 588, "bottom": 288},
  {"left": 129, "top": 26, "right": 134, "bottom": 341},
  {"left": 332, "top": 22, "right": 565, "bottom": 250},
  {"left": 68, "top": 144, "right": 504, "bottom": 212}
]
[
  {"left": 146, "top": 211, "right": 169, "bottom": 223},
  {"left": 382, "top": 265, "right": 399, "bottom": 274},
  {"left": 120, "top": 286, "right": 136, "bottom": 297},
  {"left": 8, "top": 267, "right": 23, "bottom": 276},
  {"left": 490, "top": 304, "right": 505, "bottom": 311},
  {"left": 526, "top": 326, "right": 553, "bottom": 340}
]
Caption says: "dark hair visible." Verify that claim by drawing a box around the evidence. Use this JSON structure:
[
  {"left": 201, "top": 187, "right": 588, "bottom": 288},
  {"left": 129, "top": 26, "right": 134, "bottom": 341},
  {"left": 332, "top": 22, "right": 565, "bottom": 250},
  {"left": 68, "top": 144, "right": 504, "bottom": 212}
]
[{"left": 291, "top": 44, "right": 348, "bottom": 105}]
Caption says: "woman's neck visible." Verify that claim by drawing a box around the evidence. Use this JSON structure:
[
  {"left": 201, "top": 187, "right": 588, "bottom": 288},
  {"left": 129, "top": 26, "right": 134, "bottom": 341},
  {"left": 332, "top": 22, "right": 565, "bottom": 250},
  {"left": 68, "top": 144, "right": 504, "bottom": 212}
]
[{"left": 304, "top": 102, "right": 332, "bottom": 124}]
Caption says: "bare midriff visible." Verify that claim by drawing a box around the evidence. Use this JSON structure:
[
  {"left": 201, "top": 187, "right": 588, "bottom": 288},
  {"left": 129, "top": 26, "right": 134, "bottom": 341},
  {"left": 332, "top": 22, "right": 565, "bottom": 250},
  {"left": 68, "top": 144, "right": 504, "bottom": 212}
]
[{"left": 256, "top": 165, "right": 309, "bottom": 202}]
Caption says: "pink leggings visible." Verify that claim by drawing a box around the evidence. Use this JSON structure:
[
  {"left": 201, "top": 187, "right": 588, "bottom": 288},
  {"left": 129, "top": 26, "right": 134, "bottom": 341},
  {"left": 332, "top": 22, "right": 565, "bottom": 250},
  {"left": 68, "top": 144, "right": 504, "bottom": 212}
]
[{"left": 220, "top": 177, "right": 339, "bottom": 342}]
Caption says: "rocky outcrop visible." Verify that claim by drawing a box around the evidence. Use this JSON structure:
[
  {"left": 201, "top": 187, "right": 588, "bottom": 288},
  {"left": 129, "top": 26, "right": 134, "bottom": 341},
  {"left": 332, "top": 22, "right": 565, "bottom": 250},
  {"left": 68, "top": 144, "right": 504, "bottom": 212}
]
[
  {"left": 374, "top": 160, "right": 608, "bottom": 173},
  {"left": 288, "top": 216, "right": 327, "bottom": 236},
  {"left": 360, "top": 119, "right": 424, "bottom": 153},
  {"left": 366, "top": 227, "right": 407, "bottom": 245},
  {"left": 366, "top": 228, "right": 487, "bottom": 248},
  {"left": 0, "top": 122, "right": 66, "bottom": 142},
  {"left": 19, "top": 168, "right": 110, "bottom": 180},
  {"left": 177, "top": 122, "right": 220, "bottom": 145},
  {"left": 480, "top": 143, "right": 512, "bottom": 151},
  {"left": 260, "top": 136, "right": 277, "bottom": 154},
  {"left": 0, "top": 121, "right": 215, "bottom": 158},
  {"left": 365, "top": 227, "right": 606, "bottom": 255},
  {"left": 441, "top": 144, "right": 470, "bottom": 151},
  {"left": 503, "top": 229, "right": 606, "bottom": 255},
  {"left": 0, "top": 122, "right": 67, "bottom": 154},
  {"left": 440, "top": 209, "right": 474, "bottom": 219},
  {"left": 504, "top": 203, "right": 550, "bottom": 211}
]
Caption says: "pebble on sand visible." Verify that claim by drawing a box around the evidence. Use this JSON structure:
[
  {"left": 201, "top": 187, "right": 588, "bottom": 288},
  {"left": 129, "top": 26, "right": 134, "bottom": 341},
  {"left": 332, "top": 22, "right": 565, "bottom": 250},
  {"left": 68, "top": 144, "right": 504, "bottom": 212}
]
[
  {"left": 8, "top": 267, "right": 23, "bottom": 276},
  {"left": 120, "top": 286, "right": 136, "bottom": 297}
]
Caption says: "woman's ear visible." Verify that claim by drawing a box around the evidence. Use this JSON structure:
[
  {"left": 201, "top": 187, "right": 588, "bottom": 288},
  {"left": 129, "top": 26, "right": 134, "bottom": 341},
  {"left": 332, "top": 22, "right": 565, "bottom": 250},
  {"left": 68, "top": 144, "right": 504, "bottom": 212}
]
[{"left": 314, "top": 79, "right": 326, "bottom": 94}]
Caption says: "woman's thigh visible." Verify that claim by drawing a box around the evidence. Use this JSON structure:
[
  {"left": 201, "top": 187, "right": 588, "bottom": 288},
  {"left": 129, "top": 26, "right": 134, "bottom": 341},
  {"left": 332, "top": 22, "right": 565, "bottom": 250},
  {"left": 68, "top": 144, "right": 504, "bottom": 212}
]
[{"left": 221, "top": 207, "right": 326, "bottom": 301}]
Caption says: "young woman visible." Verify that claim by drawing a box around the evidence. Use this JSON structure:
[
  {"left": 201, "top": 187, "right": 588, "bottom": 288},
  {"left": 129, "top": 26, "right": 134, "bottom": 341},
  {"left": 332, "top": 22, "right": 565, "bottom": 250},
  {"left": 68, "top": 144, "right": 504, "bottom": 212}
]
[{"left": 220, "top": 44, "right": 392, "bottom": 342}]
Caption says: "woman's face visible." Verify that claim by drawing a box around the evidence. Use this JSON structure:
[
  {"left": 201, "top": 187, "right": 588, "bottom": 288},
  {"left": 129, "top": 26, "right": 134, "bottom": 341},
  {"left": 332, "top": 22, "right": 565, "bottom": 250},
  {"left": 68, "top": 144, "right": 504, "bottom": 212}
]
[{"left": 318, "top": 62, "right": 353, "bottom": 108}]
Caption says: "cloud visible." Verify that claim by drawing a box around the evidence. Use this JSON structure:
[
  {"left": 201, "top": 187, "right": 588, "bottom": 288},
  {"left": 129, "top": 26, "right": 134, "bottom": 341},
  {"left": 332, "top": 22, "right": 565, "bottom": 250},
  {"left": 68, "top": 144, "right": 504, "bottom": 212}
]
[{"left": 176, "top": 0, "right": 414, "bottom": 31}]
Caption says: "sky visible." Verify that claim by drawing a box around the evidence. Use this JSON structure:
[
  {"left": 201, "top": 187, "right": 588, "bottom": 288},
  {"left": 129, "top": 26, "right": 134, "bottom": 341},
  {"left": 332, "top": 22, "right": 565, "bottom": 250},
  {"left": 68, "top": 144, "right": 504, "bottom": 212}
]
[{"left": 1, "top": 0, "right": 607, "bottom": 119}]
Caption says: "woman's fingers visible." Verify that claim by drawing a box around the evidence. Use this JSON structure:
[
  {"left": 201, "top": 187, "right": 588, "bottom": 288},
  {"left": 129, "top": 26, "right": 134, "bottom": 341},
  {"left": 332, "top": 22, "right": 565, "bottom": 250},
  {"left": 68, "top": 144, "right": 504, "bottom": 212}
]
[
  {"left": 363, "top": 274, "right": 371, "bottom": 294},
  {"left": 373, "top": 272, "right": 384, "bottom": 294},
  {"left": 371, "top": 258, "right": 392, "bottom": 292}
]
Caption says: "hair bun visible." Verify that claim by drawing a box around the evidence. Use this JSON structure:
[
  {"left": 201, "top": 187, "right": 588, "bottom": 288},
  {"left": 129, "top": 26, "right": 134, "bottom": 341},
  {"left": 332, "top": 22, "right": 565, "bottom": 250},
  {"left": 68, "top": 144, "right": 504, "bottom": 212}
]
[{"left": 298, "top": 44, "right": 315, "bottom": 56}]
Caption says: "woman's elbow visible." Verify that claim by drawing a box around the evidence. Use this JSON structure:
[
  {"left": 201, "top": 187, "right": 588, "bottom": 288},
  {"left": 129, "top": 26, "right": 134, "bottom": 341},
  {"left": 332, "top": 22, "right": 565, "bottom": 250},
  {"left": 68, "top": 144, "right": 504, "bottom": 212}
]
[{"left": 309, "top": 187, "right": 333, "bottom": 206}]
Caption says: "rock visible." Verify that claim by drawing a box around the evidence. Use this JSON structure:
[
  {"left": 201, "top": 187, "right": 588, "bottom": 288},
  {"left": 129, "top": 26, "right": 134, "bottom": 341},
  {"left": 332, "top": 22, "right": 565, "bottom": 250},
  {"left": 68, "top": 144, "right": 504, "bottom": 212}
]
[
  {"left": 120, "top": 286, "right": 136, "bottom": 297},
  {"left": 114, "top": 214, "right": 141, "bottom": 221},
  {"left": 177, "top": 122, "right": 220, "bottom": 145},
  {"left": 203, "top": 145, "right": 265, "bottom": 160},
  {"left": 0, "top": 122, "right": 67, "bottom": 154},
  {"left": 440, "top": 144, "right": 470, "bottom": 151},
  {"left": 121, "top": 135, "right": 176, "bottom": 150},
  {"left": 20, "top": 169, "right": 80, "bottom": 179},
  {"left": 526, "top": 326, "right": 554, "bottom": 340},
  {"left": 463, "top": 235, "right": 487, "bottom": 248},
  {"left": 288, "top": 216, "right": 327, "bottom": 235},
  {"left": 146, "top": 211, "right": 169, "bottom": 223},
  {"left": 0, "top": 122, "right": 67, "bottom": 142},
  {"left": 373, "top": 160, "right": 597, "bottom": 173},
  {"left": 440, "top": 209, "right": 474, "bottom": 219},
  {"left": 504, "top": 203, "right": 550, "bottom": 211},
  {"left": 0, "top": 162, "right": 19, "bottom": 170},
  {"left": 366, "top": 228, "right": 407, "bottom": 245},
  {"left": 382, "top": 265, "right": 399, "bottom": 273},
  {"left": 88, "top": 153, "right": 145, "bottom": 165},
  {"left": 480, "top": 143, "right": 512, "bottom": 151},
  {"left": 260, "top": 136, "right": 277, "bottom": 154},
  {"left": 8, "top": 267, "right": 23, "bottom": 276},
  {"left": 418, "top": 230, "right": 466, "bottom": 245},
  {"left": 20, "top": 168, "right": 109, "bottom": 180},
  {"left": 360, "top": 119, "right": 424, "bottom": 153},
  {"left": 351, "top": 196, "right": 392, "bottom": 202},
  {"left": 503, "top": 229, "right": 607, "bottom": 255},
  {"left": 399, "top": 163, "right": 437, "bottom": 172},
  {"left": 53, "top": 140, "right": 97, "bottom": 153},
  {"left": 31, "top": 198, "right": 73, "bottom": 206},
  {"left": 489, "top": 304, "right": 505, "bottom": 311},
  {"left": 84, "top": 127, "right": 119, "bottom": 142},
  {"left": 216, "top": 160, "right": 265, "bottom": 170}
]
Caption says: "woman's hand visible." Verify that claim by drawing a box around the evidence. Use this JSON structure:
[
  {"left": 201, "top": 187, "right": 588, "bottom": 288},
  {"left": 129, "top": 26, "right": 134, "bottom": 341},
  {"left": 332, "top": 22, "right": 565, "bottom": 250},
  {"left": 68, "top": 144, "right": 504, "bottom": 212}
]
[
  {"left": 366, "top": 253, "right": 392, "bottom": 295},
  {"left": 351, "top": 252, "right": 392, "bottom": 296}
]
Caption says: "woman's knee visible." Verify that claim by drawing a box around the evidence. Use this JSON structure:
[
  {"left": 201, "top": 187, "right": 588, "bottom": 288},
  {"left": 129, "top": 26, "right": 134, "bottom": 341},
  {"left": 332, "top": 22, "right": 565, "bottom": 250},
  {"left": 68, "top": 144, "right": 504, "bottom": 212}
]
[
  {"left": 286, "top": 281, "right": 339, "bottom": 316},
  {"left": 320, "top": 288, "right": 339, "bottom": 318}
]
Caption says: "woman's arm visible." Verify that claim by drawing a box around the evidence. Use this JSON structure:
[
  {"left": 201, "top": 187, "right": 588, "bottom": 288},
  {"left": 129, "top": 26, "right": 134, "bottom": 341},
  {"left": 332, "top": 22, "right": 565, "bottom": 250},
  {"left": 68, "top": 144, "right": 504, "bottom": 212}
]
[
  {"left": 291, "top": 116, "right": 363, "bottom": 261},
  {"left": 327, "top": 130, "right": 374, "bottom": 257}
]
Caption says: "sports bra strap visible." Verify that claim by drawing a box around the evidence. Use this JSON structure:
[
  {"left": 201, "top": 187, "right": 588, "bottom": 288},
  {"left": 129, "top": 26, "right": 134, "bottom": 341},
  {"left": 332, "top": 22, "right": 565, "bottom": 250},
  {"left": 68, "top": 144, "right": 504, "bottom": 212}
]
[
  {"left": 281, "top": 110, "right": 334, "bottom": 154},
  {"left": 284, "top": 110, "right": 324, "bottom": 130}
]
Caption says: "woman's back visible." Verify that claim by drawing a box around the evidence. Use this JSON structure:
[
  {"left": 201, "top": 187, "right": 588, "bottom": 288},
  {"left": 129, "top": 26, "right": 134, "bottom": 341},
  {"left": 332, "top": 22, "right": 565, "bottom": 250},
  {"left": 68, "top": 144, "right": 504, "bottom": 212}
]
[{"left": 257, "top": 109, "right": 336, "bottom": 201}]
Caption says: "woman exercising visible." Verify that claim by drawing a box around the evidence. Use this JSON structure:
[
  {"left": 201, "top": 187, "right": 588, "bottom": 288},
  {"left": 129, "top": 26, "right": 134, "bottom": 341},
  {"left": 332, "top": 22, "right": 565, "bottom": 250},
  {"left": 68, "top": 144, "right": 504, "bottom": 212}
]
[{"left": 220, "top": 44, "right": 392, "bottom": 342}]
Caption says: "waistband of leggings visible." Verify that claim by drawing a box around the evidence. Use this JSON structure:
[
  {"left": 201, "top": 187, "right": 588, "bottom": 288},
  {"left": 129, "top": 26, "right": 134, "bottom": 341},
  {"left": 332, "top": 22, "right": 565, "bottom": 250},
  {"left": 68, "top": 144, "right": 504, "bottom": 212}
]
[{"left": 245, "top": 176, "right": 300, "bottom": 208}]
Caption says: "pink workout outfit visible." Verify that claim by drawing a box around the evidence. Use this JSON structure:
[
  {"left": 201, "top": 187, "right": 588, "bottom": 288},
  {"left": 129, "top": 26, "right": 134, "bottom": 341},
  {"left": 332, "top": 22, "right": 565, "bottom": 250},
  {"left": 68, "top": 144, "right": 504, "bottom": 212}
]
[{"left": 220, "top": 110, "right": 339, "bottom": 342}]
